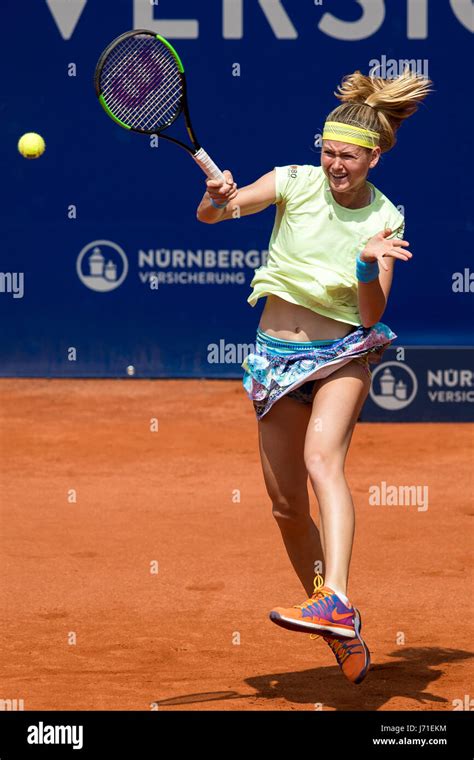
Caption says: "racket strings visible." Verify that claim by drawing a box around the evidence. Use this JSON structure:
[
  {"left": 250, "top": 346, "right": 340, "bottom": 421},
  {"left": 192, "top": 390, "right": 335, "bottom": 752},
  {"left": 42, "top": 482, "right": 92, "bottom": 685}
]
[
  {"left": 102, "top": 42, "right": 180, "bottom": 128},
  {"left": 127, "top": 63, "right": 182, "bottom": 130},
  {"left": 141, "top": 81, "right": 182, "bottom": 129},
  {"left": 101, "top": 39, "right": 160, "bottom": 104},
  {"left": 109, "top": 58, "right": 179, "bottom": 128},
  {"left": 102, "top": 44, "right": 152, "bottom": 99},
  {"left": 101, "top": 36, "right": 168, "bottom": 93},
  {"left": 123, "top": 58, "right": 182, "bottom": 129},
  {"left": 100, "top": 35, "right": 183, "bottom": 131},
  {"left": 104, "top": 47, "right": 177, "bottom": 121}
]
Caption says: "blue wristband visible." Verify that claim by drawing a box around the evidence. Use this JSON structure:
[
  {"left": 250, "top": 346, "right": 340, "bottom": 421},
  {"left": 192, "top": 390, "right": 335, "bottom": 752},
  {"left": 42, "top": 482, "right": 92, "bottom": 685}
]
[
  {"left": 356, "top": 253, "right": 379, "bottom": 283},
  {"left": 209, "top": 197, "right": 228, "bottom": 209}
]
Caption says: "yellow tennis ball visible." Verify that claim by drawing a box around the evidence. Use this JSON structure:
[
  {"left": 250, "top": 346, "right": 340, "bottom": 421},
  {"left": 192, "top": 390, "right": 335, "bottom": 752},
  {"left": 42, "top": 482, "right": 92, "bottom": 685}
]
[{"left": 18, "top": 132, "right": 46, "bottom": 159}]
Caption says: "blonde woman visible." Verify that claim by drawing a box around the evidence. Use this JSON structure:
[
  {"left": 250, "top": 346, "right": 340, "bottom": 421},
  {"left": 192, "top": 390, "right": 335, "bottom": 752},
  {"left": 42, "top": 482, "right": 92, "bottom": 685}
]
[{"left": 197, "top": 69, "right": 432, "bottom": 684}]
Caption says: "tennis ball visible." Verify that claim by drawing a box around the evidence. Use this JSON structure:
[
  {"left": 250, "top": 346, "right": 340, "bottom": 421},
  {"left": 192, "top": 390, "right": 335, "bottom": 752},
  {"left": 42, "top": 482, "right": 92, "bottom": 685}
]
[{"left": 17, "top": 132, "right": 46, "bottom": 159}]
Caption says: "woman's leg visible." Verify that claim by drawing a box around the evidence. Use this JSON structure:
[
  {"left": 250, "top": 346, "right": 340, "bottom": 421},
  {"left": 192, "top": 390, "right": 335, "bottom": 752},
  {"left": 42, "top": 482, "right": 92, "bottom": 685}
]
[
  {"left": 304, "top": 360, "right": 371, "bottom": 598},
  {"left": 258, "top": 396, "right": 325, "bottom": 597}
]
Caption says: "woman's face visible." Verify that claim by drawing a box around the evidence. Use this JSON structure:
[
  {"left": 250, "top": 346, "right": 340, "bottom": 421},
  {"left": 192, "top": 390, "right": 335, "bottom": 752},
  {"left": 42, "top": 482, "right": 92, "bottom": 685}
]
[{"left": 321, "top": 140, "right": 380, "bottom": 194}]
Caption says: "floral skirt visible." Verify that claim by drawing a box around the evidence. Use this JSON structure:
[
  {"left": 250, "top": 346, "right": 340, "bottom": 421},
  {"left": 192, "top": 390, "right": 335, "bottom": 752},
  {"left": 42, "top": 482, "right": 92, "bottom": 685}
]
[{"left": 241, "top": 322, "right": 397, "bottom": 420}]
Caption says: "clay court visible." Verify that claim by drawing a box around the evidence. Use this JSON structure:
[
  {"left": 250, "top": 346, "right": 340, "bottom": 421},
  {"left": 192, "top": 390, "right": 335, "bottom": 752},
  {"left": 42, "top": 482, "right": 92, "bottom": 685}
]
[{"left": 1, "top": 378, "right": 472, "bottom": 711}]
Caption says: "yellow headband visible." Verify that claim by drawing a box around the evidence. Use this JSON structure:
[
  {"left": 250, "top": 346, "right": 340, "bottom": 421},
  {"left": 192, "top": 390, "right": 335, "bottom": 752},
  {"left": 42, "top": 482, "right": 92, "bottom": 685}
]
[{"left": 322, "top": 121, "right": 380, "bottom": 149}]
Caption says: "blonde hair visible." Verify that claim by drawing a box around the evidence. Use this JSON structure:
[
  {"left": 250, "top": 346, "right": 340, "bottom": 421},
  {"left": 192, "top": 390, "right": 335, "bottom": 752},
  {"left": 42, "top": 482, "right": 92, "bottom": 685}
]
[{"left": 326, "top": 67, "right": 433, "bottom": 153}]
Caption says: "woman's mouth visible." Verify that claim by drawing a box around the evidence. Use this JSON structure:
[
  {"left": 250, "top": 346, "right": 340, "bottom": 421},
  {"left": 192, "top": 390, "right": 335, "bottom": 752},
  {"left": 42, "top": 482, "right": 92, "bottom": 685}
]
[{"left": 330, "top": 173, "right": 348, "bottom": 181}]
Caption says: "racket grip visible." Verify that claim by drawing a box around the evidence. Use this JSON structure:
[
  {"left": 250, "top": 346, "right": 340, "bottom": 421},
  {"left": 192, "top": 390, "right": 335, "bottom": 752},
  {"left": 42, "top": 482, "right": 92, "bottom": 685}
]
[{"left": 192, "top": 148, "right": 225, "bottom": 182}]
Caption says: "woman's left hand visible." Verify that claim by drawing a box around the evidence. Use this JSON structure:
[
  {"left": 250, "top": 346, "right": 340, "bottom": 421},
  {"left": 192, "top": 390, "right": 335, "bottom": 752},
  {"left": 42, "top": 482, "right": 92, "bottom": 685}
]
[{"left": 361, "top": 229, "right": 413, "bottom": 271}]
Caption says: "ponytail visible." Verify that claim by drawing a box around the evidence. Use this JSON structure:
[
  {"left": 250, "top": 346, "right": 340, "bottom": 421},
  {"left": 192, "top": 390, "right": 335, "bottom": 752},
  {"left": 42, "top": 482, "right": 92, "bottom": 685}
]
[{"left": 326, "top": 66, "right": 433, "bottom": 153}]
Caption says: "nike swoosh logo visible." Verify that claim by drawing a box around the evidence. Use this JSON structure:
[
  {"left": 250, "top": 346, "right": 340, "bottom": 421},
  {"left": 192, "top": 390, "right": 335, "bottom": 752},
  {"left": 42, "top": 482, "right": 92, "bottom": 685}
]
[{"left": 332, "top": 609, "right": 354, "bottom": 621}]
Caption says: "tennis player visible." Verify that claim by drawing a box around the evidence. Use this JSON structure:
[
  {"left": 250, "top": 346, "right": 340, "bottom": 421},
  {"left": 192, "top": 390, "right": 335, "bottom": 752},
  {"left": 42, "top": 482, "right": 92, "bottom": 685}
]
[{"left": 197, "top": 68, "right": 432, "bottom": 684}]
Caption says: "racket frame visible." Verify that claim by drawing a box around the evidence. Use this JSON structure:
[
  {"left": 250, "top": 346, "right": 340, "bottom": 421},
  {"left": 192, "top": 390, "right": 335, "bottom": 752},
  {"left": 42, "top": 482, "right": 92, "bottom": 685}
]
[
  {"left": 95, "top": 29, "right": 225, "bottom": 181},
  {"left": 95, "top": 29, "right": 201, "bottom": 155}
]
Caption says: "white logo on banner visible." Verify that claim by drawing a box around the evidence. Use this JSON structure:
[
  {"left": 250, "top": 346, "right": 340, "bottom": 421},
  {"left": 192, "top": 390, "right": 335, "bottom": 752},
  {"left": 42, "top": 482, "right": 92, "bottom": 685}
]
[
  {"left": 77, "top": 241, "right": 128, "bottom": 292},
  {"left": 45, "top": 0, "right": 88, "bottom": 40},
  {"left": 369, "top": 361, "right": 418, "bottom": 410},
  {"left": 44, "top": 1, "right": 474, "bottom": 41}
]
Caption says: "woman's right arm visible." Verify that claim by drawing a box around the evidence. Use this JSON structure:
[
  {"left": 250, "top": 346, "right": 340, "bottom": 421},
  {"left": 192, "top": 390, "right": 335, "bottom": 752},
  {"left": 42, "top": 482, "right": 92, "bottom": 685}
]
[{"left": 196, "top": 169, "right": 277, "bottom": 224}]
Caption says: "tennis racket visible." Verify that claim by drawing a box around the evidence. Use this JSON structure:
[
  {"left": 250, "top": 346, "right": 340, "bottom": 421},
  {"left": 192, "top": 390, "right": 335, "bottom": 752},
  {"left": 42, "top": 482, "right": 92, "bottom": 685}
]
[{"left": 94, "top": 29, "right": 225, "bottom": 181}]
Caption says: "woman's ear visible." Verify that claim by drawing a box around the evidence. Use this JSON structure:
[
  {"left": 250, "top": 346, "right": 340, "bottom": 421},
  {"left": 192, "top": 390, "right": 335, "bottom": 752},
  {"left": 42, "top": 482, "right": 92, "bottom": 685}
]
[{"left": 368, "top": 147, "right": 381, "bottom": 169}]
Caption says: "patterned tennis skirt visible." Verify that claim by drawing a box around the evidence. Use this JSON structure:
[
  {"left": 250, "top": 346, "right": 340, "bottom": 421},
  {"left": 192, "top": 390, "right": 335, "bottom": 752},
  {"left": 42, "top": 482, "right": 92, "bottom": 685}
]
[{"left": 242, "top": 322, "right": 397, "bottom": 419}]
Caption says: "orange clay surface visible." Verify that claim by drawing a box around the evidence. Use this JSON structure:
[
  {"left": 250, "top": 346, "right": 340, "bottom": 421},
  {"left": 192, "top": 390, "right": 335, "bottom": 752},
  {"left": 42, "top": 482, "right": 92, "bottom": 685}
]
[{"left": 1, "top": 378, "right": 473, "bottom": 711}]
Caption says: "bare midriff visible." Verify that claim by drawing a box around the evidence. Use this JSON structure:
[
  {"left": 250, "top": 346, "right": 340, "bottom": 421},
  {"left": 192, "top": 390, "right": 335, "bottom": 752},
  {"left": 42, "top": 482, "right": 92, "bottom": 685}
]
[{"left": 258, "top": 294, "right": 355, "bottom": 342}]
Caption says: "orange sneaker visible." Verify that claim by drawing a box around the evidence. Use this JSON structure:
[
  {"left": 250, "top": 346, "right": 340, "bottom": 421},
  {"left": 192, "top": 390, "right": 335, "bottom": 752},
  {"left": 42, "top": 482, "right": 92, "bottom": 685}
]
[
  {"left": 314, "top": 607, "right": 371, "bottom": 684},
  {"left": 269, "top": 574, "right": 356, "bottom": 638}
]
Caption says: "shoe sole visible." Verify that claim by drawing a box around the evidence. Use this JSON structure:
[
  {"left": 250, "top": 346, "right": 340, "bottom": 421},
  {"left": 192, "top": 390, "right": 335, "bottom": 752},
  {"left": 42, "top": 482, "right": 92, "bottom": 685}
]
[
  {"left": 351, "top": 608, "right": 371, "bottom": 684},
  {"left": 269, "top": 610, "right": 356, "bottom": 638}
]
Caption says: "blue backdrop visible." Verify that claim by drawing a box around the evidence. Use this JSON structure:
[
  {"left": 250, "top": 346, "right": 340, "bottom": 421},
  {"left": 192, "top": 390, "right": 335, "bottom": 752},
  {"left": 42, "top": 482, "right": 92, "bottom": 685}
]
[{"left": 0, "top": 0, "right": 472, "bottom": 380}]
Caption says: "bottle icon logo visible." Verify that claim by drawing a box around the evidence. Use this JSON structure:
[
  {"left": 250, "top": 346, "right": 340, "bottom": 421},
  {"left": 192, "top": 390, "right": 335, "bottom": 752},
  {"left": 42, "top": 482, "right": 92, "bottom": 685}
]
[
  {"left": 77, "top": 241, "right": 128, "bottom": 292},
  {"left": 370, "top": 361, "right": 417, "bottom": 410}
]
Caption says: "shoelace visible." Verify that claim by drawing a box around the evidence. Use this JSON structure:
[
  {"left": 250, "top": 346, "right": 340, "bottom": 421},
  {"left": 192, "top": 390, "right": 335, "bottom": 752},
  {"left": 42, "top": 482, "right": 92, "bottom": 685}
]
[
  {"left": 292, "top": 573, "right": 326, "bottom": 611},
  {"left": 323, "top": 636, "right": 353, "bottom": 664},
  {"left": 319, "top": 634, "right": 364, "bottom": 664}
]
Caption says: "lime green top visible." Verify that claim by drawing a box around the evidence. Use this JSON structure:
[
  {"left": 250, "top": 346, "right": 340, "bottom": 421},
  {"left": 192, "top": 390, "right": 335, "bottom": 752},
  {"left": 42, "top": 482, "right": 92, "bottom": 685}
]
[{"left": 247, "top": 164, "right": 405, "bottom": 325}]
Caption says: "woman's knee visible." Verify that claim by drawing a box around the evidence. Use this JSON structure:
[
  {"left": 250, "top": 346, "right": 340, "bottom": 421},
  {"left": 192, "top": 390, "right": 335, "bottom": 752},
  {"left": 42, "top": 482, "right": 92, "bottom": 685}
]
[
  {"left": 271, "top": 494, "right": 310, "bottom": 530},
  {"left": 304, "top": 449, "right": 344, "bottom": 488}
]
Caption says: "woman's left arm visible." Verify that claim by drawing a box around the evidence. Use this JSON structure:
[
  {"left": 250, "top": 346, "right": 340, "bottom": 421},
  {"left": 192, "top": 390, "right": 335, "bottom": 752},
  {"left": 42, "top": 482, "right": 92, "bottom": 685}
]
[{"left": 357, "top": 227, "right": 412, "bottom": 328}]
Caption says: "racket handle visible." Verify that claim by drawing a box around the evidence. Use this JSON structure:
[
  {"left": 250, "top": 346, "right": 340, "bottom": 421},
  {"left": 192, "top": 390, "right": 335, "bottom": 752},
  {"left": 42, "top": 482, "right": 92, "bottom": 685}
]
[{"left": 192, "top": 148, "right": 225, "bottom": 182}]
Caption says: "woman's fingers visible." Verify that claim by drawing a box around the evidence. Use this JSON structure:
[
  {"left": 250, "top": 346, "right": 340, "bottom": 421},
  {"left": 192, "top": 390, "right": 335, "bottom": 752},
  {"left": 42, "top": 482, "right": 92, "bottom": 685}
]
[
  {"left": 376, "top": 249, "right": 413, "bottom": 272},
  {"left": 207, "top": 170, "right": 234, "bottom": 190},
  {"left": 208, "top": 184, "right": 231, "bottom": 195},
  {"left": 206, "top": 177, "right": 238, "bottom": 205},
  {"left": 393, "top": 251, "right": 413, "bottom": 259},
  {"left": 206, "top": 179, "right": 223, "bottom": 189},
  {"left": 383, "top": 250, "right": 412, "bottom": 261}
]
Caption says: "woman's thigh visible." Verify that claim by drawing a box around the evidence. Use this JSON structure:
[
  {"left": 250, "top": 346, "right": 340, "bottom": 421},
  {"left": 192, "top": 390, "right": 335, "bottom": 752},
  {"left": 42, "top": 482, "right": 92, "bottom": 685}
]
[
  {"left": 304, "top": 359, "right": 372, "bottom": 473},
  {"left": 258, "top": 396, "right": 312, "bottom": 514}
]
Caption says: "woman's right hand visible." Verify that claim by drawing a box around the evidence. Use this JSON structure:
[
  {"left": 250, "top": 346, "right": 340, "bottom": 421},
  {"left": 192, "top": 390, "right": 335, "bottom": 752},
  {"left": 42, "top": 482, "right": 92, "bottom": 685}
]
[
  {"left": 206, "top": 170, "right": 238, "bottom": 206},
  {"left": 361, "top": 229, "right": 412, "bottom": 271}
]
